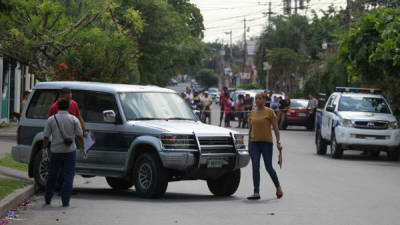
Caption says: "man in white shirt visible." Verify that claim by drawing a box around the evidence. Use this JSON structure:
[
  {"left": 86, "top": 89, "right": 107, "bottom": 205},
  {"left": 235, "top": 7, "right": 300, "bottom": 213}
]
[{"left": 43, "top": 99, "right": 86, "bottom": 207}]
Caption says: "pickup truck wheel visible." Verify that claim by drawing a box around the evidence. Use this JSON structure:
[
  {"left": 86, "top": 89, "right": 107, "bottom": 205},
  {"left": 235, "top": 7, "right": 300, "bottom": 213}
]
[
  {"left": 207, "top": 169, "right": 241, "bottom": 196},
  {"left": 331, "top": 132, "right": 343, "bottom": 159},
  {"left": 387, "top": 151, "right": 399, "bottom": 161},
  {"left": 316, "top": 131, "right": 327, "bottom": 155},
  {"left": 33, "top": 149, "right": 49, "bottom": 190},
  {"left": 106, "top": 177, "right": 134, "bottom": 190},
  {"left": 134, "top": 153, "right": 169, "bottom": 198}
]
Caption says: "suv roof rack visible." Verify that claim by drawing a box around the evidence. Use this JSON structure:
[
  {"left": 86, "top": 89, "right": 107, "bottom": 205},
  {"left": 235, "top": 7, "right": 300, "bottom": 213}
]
[{"left": 335, "top": 87, "right": 381, "bottom": 94}]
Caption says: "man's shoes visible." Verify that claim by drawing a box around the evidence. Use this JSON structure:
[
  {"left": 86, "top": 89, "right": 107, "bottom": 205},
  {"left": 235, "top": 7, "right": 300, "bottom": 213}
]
[{"left": 62, "top": 203, "right": 70, "bottom": 207}]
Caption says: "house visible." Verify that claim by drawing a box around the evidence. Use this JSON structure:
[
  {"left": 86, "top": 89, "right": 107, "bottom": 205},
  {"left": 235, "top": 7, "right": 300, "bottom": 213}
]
[{"left": 0, "top": 57, "right": 36, "bottom": 124}]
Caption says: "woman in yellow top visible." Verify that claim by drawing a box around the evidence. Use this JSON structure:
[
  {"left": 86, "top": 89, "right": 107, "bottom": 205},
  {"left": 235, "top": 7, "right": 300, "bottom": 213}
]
[{"left": 247, "top": 93, "right": 283, "bottom": 200}]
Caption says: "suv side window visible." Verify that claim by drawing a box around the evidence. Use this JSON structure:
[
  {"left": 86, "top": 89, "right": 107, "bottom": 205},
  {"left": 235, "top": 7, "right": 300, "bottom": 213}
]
[
  {"left": 26, "top": 90, "right": 59, "bottom": 119},
  {"left": 82, "top": 92, "right": 119, "bottom": 123}
]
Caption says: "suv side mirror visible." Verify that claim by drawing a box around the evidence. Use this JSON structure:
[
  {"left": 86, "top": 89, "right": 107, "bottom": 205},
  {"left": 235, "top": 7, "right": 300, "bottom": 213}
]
[
  {"left": 326, "top": 106, "right": 334, "bottom": 113},
  {"left": 103, "top": 110, "right": 116, "bottom": 123}
]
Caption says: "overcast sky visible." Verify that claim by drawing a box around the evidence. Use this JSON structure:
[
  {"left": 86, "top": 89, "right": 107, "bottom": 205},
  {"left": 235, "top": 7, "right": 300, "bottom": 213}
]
[{"left": 190, "top": 0, "right": 347, "bottom": 43}]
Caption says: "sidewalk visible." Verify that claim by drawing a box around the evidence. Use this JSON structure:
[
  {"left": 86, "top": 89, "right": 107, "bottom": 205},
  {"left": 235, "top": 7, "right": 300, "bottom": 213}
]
[{"left": 0, "top": 123, "right": 17, "bottom": 138}]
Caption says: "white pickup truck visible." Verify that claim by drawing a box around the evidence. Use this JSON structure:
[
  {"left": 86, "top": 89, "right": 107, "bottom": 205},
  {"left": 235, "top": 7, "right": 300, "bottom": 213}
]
[{"left": 315, "top": 87, "right": 400, "bottom": 160}]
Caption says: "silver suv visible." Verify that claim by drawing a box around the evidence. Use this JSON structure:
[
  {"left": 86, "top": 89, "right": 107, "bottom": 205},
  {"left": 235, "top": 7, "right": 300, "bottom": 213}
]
[{"left": 12, "top": 82, "right": 250, "bottom": 198}]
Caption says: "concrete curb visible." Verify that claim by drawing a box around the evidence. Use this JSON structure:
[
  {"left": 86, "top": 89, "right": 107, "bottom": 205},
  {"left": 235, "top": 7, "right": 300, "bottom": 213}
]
[
  {"left": 0, "top": 166, "right": 32, "bottom": 183},
  {"left": 0, "top": 184, "right": 35, "bottom": 217}
]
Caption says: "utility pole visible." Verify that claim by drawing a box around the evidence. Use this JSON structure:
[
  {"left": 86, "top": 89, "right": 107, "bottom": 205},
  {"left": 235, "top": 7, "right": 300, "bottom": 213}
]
[
  {"left": 295, "top": 0, "right": 298, "bottom": 15},
  {"left": 225, "top": 30, "right": 233, "bottom": 65},
  {"left": 346, "top": 0, "right": 352, "bottom": 31},
  {"left": 264, "top": 1, "right": 273, "bottom": 27},
  {"left": 243, "top": 17, "right": 247, "bottom": 77}
]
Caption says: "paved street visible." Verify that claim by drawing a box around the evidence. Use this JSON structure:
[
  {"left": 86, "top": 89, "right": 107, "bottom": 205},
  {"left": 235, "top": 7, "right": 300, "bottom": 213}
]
[{"left": 1, "top": 92, "right": 400, "bottom": 224}]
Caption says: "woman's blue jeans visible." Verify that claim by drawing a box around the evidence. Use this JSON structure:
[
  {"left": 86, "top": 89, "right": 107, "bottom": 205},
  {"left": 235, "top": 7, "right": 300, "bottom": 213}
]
[
  {"left": 250, "top": 142, "right": 280, "bottom": 194},
  {"left": 45, "top": 151, "right": 76, "bottom": 205}
]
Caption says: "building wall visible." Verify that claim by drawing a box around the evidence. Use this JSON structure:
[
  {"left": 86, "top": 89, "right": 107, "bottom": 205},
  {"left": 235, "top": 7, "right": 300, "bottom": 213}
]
[{"left": 0, "top": 58, "right": 35, "bottom": 123}]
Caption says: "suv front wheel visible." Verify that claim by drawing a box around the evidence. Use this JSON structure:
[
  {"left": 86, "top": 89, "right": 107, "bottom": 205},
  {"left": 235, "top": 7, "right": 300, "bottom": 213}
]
[
  {"left": 133, "top": 153, "right": 169, "bottom": 198},
  {"left": 207, "top": 169, "right": 241, "bottom": 196},
  {"left": 331, "top": 131, "right": 343, "bottom": 159}
]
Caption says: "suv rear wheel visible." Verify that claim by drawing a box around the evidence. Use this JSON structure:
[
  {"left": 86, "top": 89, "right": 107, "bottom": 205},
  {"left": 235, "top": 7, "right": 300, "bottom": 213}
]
[
  {"left": 207, "top": 169, "right": 241, "bottom": 196},
  {"left": 106, "top": 177, "right": 134, "bottom": 190},
  {"left": 331, "top": 131, "right": 343, "bottom": 159},
  {"left": 33, "top": 149, "right": 49, "bottom": 190},
  {"left": 316, "top": 130, "right": 327, "bottom": 155},
  {"left": 134, "top": 153, "right": 169, "bottom": 198}
]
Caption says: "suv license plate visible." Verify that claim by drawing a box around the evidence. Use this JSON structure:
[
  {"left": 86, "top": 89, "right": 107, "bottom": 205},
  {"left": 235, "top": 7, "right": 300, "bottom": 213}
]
[
  {"left": 298, "top": 113, "right": 306, "bottom": 117},
  {"left": 207, "top": 160, "right": 223, "bottom": 168}
]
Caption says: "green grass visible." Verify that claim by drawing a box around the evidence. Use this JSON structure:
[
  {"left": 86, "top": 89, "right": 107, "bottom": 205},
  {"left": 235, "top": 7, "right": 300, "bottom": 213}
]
[
  {"left": 0, "top": 154, "right": 28, "bottom": 171},
  {"left": 0, "top": 178, "right": 26, "bottom": 200}
]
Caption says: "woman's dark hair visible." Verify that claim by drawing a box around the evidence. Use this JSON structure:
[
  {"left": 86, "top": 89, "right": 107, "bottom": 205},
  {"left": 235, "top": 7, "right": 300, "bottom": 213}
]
[{"left": 58, "top": 99, "right": 70, "bottom": 110}]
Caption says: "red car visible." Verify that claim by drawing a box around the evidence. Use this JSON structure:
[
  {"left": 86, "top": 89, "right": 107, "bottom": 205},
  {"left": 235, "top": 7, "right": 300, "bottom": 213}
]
[{"left": 284, "top": 99, "right": 313, "bottom": 130}]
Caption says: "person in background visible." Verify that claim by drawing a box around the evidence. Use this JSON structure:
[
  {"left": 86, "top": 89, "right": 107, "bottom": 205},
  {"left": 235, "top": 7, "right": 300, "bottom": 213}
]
[
  {"left": 185, "top": 87, "right": 194, "bottom": 105},
  {"left": 270, "top": 96, "right": 280, "bottom": 114},
  {"left": 13, "top": 90, "right": 31, "bottom": 120},
  {"left": 201, "top": 91, "right": 212, "bottom": 124},
  {"left": 247, "top": 93, "right": 283, "bottom": 200},
  {"left": 265, "top": 91, "right": 273, "bottom": 108},
  {"left": 224, "top": 95, "right": 232, "bottom": 127},
  {"left": 307, "top": 93, "right": 319, "bottom": 130},
  {"left": 193, "top": 91, "right": 201, "bottom": 109},
  {"left": 278, "top": 96, "right": 291, "bottom": 129},
  {"left": 49, "top": 88, "right": 88, "bottom": 136},
  {"left": 236, "top": 94, "right": 245, "bottom": 128},
  {"left": 43, "top": 99, "right": 86, "bottom": 207},
  {"left": 219, "top": 87, "right": 228, "bottom": 126},
  {"left": 180, "top": 92, "right": 186, "bottom": 101},
  {"left": 242, "top": 93, "right": 253, "bottom": 128}
]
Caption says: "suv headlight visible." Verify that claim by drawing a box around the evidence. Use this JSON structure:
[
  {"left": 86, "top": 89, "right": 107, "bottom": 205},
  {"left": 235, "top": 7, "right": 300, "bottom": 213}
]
[
  {"left": 389, "top": 121, "right": 399, "bottom": 129},
  {"left": 234, "top": 134, "right": 247, "bottom": 151},
  {"left": 160, "top": 134, "right": 197, "bottom": 151},
  {"left": 339, "top": 119, "right": 353, "bottom": 128}
]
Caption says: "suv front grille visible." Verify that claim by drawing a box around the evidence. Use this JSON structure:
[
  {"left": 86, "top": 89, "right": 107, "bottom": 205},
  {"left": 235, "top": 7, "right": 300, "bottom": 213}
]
[
  {"left": 161, "top": 135, "right": 197, "bottom": 151},
  {"left": 198, "top": 136, "right": 235, "bottom": 154},
  {"left": 354, "top": 121, "right": 388, "bottom": 130}
]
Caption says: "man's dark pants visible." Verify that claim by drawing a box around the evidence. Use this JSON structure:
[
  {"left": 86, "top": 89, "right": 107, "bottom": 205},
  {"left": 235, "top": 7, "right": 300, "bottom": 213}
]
[{"left": 45, "top": 151, "right": 76, "bottom": 206}]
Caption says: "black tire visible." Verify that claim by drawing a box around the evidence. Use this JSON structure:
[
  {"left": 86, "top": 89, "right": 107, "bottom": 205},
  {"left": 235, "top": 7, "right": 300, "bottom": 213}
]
[
  {"left": 316, "top": 130, "right": 327, "bottom": 155},
  {"left": 134, "top": 153, "right": 169, "bottom": 198},
  {"left": 33, "top": 149, "right": 49, "bottom": 190},
  {"left": 387, "top": 151, "right": 399, "bottom": 161},
  {"left": 207, "top": 169, "right": 241, "bottom": 197},
  {"left": 106, "top": 177, "right": 134, "bottom": 190},
  {"left": 370, "top": 151, "right": 380, "bottom": 158},
  {"left": 331, "top": 131, "right": 343, "bottom": 159}
]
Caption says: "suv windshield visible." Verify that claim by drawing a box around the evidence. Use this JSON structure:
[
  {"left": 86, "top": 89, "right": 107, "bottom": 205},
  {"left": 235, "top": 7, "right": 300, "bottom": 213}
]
[
  {"left": 119, "top": 92, "right": 196, "bottom": 120},
  {"left": 338, "top": 96, "right": 391, "bottom": 114}
]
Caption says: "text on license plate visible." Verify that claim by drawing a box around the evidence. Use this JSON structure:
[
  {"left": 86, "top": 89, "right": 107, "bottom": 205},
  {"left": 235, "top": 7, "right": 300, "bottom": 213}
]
[
  {"left": 298, "top": 113, "right": 306, "bottom": 117},
  {"left": 207, "top": 159, "right": 223, "bottom": 168}
]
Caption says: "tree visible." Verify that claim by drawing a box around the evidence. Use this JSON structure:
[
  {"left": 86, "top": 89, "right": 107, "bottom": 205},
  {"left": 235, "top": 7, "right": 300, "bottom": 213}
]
[
  {"left": 196, "top": 69, "right": 219, "bottom": 89},
  {"left": 118, "top": 0, "right": 204, "bottom": 86},
  {"left": 339, "top": 8, "right": 400, "bottom": 110},
  {"left": 0, "top": 0, "right": 143, "bottom": 83},
  {"left": 266, "top": 48, "right": 306, "bottom": 92}
]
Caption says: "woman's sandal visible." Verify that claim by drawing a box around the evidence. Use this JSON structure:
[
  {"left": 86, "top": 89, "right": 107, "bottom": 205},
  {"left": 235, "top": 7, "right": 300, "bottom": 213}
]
[
  {"left": 276, "top": 188, "right": 283, "bottom": 199},
  {"left": 247, "top": 194, "right": 261, "bottom": 200}
]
